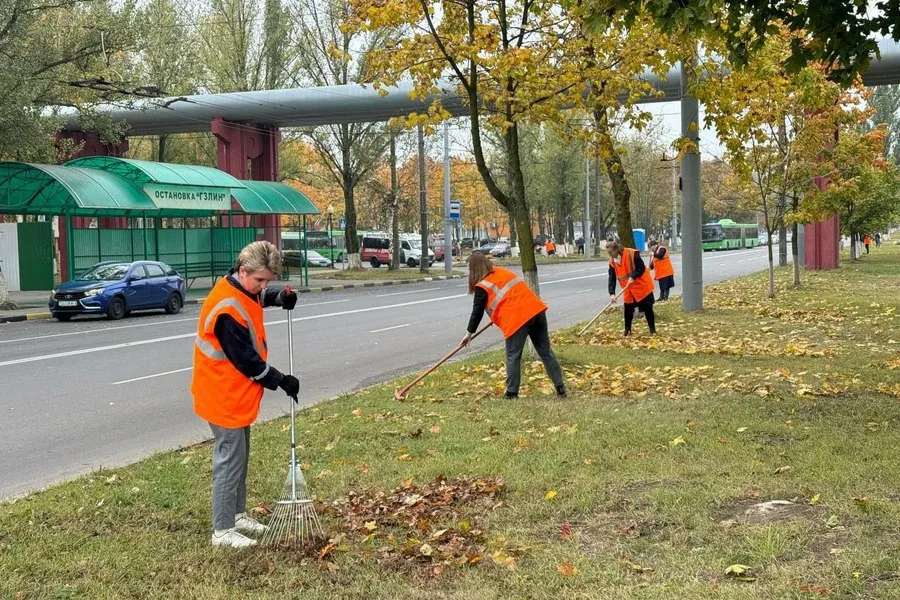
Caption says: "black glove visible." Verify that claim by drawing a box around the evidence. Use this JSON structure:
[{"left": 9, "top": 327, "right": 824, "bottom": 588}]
[
  {"left": 279, "top": 288, "right": 298, "bottom": 310},
  {"left": 279, "top": 375, "right": 300, "bottom": 401}
]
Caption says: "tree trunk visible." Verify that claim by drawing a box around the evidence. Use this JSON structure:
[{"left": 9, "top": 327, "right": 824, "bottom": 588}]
[
  {"left": 0, "top": 269, "right": 18, "bottom": 310},
  {"left": 341, "top": 125, "right": 362, "bottom": 269},
  {"left": 504, "top": 124, "right": 539, "bottom": 293},
  {"left": 778, "top": 214, "right": 788, "bottom": 267},
  {"left": 766, "top": 235, "right": 776, "bottom": 299},
  {"left": 595, "top": 111, "right": 635, "bottom": 248},
  {"left": 850, "top": 232, "right": 858, "bottom": 261},
  {"left": 508, "top": 210, "right": 516, "bottom": 247},
  {"left": 390, "top": 134, "right": 400, "bottom": 270}
]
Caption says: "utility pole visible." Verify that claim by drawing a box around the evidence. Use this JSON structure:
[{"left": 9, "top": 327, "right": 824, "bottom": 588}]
[
  {"left": 443, "top": 122, "right": 452, "bottom": 274},
  {"left": 680, "top": 53, "right": 703, "bottom": 311},
  {"left": 671, "top": 161, "right": 679, "bottom": 250},
  {"left": 390, "top": 133, "right": 400, "bottom": 271},
  {"left": 583, "top": 156, "right": 591, "bottom": 256},
  {"left": 418, "top": 124, "right": 429, "bottom": 274}
]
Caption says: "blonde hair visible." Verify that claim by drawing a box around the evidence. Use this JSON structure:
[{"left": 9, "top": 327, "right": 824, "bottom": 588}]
[
  {"left": 237, "top": 241, "right": 283, "bottom": 275},
  {"left": 605, "top": 240, "right": 622, "bottom": 253},
  {"left": 467, "top": 251, "right": 495, "bottom": 294}
]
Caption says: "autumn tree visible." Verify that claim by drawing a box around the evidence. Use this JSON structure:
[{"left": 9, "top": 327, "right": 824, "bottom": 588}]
[
  {"left": 284, "top": 0, "right": 397, "bottom": 269},
  {"left": 868, "top": 85, "right": 900, "bottom": 164},
  {"left": 800, "top": 127, "right": 900, "bottom": 260},
  {"left": 697, "top": 29, "right": 871, "bottom": 296},
  {"left": 597, "top": 0, "right": 900, "bottom": 85}
]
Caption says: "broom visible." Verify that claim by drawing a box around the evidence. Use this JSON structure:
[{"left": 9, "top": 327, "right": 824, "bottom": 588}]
[
  {"left": 578, "top": 284, "right": 630, "bottom": 336},
  {"left": 260, "top": 292, "right": 325, "bottom": 548}
]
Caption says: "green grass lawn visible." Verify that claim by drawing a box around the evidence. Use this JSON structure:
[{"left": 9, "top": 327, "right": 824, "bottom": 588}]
[
  {"left": 3, "top": 247, "right": 899, "bottom": 599},
  {"left": 314, "top": 267, "right": 465, "bottom": 281}
]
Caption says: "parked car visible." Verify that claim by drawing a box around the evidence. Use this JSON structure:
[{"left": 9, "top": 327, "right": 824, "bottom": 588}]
[
  {"left": 474, "top": 242, "right": 496, "bottom": 255},
  {"left": 49, "top": 260, "right": 186, "bottom": 321},
  {"left": 284, "top": 250, "right": 333, "bottom": 268},
  {"left": 433, "top": 240, "right": 460, "bottom": 261},
  {"left": 490, "top": 242, "right": 511, "bottom": 258},
  {"left": 400, "top": 235, "right": 435, "bottom": 267},
  {"left": 461, "top": 238, "right": 474, "bottom": 249},
  {"left": 361, "top": 232, "right": 391, "bottom": 267}
]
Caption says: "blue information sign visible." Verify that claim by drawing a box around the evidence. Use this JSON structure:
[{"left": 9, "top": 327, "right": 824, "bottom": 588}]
[{"left": 449, "top": 201, "right": 461, "bottom": 220}]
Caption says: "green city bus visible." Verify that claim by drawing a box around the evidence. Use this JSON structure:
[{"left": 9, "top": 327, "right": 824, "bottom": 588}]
[
  {"left": 701, "top": 219, "right": 759, "bottom": 251},
  {"left": 282, "top": 230, "right": 346, "bottom": 262}
]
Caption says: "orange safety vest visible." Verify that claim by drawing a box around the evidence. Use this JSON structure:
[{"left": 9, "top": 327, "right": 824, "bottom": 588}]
[
  {"left": 864, "top": 235, "right": 872, "bottom": 245},
  {"left": 649, "top": 246, "right": 675, "bottom": 280},
  {"left": 545, "top": 240, "right": 556, "bottom": 252},
  {"left": 191, "top": 277, "right": 269, "bottom": 429},
  {"left": 610, "top": 248, "right": 655, "bottom": 304},
  {"left": 475, "top": 267, "right": 547, "bottom": 339}
]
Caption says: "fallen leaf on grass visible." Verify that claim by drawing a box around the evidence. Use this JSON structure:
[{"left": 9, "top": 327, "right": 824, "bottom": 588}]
[
  {"left": 797, "top": 584, "right": 831, "bottom": 596},
  {"left": 492, "top": 550, "right": 517, "bottom": 570},
  {"left": 583, "top": 458, "right": 595, "bottom": 465},
  {"left": 419, "top": 543, "right": 434, "bottom": 557},
  {"left": 560, "top": 523, "right": 572, "bottom": 540},
  {"left": 358, "top": 464, "right": 369, "bottom": 473},
  {"left": 429, "top": 425, "right": 441, "bottom": 434},
  {"left": 557, "top": 563, "right": 578, "bottom": 577},
  {"left": 724, "top": 564, "right": 756, "bottom": 582},
  {"left": 853, "top": 497, "right": 870, "bottom": 510},
  {"left": 808, "top": 494, "right": 821, "bottom": 506},
  {"left": 737, "top": 427, "right": 748, "bottom": 433},
  {"left": 351, "top": 408, "right": 363, "bottom": 416},
  {"left": 824, "top": 515, "right": 841, "bottom": 528},
  {"left": 669, "top": 436, "right": 687, "bottom": 447},
  {"left": 774, "top": 465, "right": 792, "bottom": 474}
]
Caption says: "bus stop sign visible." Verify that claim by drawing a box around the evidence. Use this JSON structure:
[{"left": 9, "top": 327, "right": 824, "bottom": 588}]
[{"left": 449, "top": 201, "right": 461, "bottom": 220}]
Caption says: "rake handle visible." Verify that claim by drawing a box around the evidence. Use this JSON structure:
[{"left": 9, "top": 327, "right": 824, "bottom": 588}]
[
  {"left": 578, "top": 284, "right": 630, "bottom": 336},
  {"left": 395, "top": 322, "right": 492, "bottom": 399},
  {"left": 284, "top": 290, "right": 298, "bottom": 501}
]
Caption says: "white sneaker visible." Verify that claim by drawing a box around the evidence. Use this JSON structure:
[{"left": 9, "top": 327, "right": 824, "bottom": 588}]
[
  {"left": 211, "top": 528, "right": 258, "bottom": 548},
  {"left": 235, "top": 512, "right": 268, "bottom": 535}
]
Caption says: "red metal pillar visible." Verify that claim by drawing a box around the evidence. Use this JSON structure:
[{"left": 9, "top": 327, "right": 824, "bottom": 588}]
[
  {"left": 804, "top": 174, "right": 840, "bottom": 270},
  {"left": 211, "top": 117, "right": 281, "bottom": 244},
  {"left": 55, "top": 132, "right": 129, "bottom": 281}
]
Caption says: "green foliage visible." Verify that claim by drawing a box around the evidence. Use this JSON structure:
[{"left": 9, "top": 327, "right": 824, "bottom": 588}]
[{"left": 594, "top": 0, "right": 900, "bottom": 85}]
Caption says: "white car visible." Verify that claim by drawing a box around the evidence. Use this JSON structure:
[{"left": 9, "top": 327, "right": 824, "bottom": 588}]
[{"left": 400, "top": 236, "right": 435, "bottom": 267}]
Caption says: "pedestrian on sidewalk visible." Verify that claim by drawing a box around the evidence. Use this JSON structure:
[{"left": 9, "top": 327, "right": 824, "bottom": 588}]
[
  {"left": 607, "top": 240, "right": 656, "bottom": 337},
  {"left": 191, "top": 241, "right": 299, "bottom": 549},
  {"left": 875, "top": 232, "right": 882, "bottom": 247},
  {"left": 545, "top": 238, "right": 557, "bottom": 256},
  {"left": 576, "top": 237, "right": 585, "bottom": 255},
  {"left": 462, "top": 252, "right": 567, "bottom": 399},
  {"left": 864, "top": 234, "right": 872, "bottom": 254},
  {"left": 647, "top": 239, "right": 676, "bottom": 301}
]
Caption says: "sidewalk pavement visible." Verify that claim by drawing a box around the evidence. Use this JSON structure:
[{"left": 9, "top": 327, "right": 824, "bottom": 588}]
[{"left": 0, "top": 271, "right": 465, "bottom": 324}]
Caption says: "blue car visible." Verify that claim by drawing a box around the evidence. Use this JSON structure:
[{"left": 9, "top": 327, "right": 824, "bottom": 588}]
[{"left": 49, "top": 261, "right": 187, "bottom": 321}]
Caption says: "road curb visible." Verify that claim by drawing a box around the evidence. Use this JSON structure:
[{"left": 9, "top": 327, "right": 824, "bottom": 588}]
[{"left": 0, "top": 275, "right": 465, "bottom": 324}]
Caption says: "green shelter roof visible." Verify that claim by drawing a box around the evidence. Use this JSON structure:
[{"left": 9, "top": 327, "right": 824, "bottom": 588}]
[
  {"left": 232, "top": 181, "right": 319, "bottom": 215},
  {"left": 0, "top": 163, "right": 157, "bottom": 215},
  {"left": 64, "top": 156, "right": 242, "bottom": 188}
]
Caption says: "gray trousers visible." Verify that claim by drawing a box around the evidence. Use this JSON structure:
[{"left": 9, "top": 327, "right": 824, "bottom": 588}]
[
  {"left": 209, "top": 423, "right": 251, "bottom": 531},
  {"left": 505, "top": 312, "right": 565, "bottom": 394}
]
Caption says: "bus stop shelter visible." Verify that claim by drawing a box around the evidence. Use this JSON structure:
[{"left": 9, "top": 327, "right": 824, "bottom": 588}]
[{"left": 0, "top": 157, "right": 319, "bottom": 288}]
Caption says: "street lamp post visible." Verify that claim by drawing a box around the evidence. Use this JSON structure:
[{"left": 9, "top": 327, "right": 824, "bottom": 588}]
[{"left": 327, "top": 203, "right": 334, "bottom": 267}]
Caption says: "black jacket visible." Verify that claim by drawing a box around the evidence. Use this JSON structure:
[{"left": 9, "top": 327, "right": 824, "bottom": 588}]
[
  {"left": 608, "top": 252, "right": 647, "bottom": 295},
  {"left": 467, "top": 287, "right": 489, "bottom": 334},
  {"left": 213, "top": 271, "right": 286, "bottom": 390}
]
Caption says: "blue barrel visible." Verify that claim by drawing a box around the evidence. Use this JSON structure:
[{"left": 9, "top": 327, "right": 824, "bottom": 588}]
[{"left": 632, "top": 228, "right": 646, "bottom": 252}]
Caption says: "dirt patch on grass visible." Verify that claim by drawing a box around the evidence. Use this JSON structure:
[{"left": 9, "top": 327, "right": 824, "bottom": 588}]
[{"left": 716, "top": 498, "right": 822, "bottom": 527}]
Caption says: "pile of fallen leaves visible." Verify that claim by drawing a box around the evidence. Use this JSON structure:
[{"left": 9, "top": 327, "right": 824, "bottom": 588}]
[
  {"left": 568, "top": 325, "right": 833, "bottom": 358},
  {"left": 324, "top": 475, "right": 511, "bottom": 576}
]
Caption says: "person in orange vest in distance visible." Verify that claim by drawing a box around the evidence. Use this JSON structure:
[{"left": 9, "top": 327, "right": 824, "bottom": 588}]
[
  {"left": 462, "top": 252, "right": 567, "bottom": 399},
  {"left": 192, "top": 241, "right": 299, "bottom": 549},
  {"left": 647, "top": 239, "right": 676, "bottom": 301},
  {"left": 863, "top": 234, "right": 872, "bottom": 254},
  {"left": 607, "top": 240, "right": 656, "bottom": 336},
  {"left": 545, "top": 238, "right": 556, "bottom": 256}
]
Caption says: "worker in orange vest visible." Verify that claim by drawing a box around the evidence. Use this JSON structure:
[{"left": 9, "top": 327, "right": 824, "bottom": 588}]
[
  {"left": 863, "top": 234, "right": 872, "bottom": 254},
  {"left": 607, "top": 240, "right": 656, "bottom": 336},
  {"left": 462, "top": 252, "right": 566, "bottom": 399},
  {"left": 545, "top": 238, "right": 556, "bottom": 256},
  {"left": 191, "top": 241, "right": 299, "bottom": 549},
  {"left": 647, "top": 239, "right": 676, "bottom": 301}
]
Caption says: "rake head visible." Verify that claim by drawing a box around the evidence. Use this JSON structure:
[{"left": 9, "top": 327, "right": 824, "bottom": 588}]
[{"left": 260, "top": 461, "right": 325, "bottom": 548}]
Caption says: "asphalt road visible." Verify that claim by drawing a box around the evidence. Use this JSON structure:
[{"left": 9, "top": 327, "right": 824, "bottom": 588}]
[{"left": 0, "top": 247, "right": 776, "bottom": 499}]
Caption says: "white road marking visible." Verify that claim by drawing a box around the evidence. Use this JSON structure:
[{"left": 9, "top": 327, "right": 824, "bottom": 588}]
[
  {"left": 0, "top": 298, "right": 349, "bottom": 346},
  {"left": 0, "top": 293, "right": 468, "bottom": 369},
  {"left": 575, "top": 288, "right": 593, "bottom": 294},
  {"left": 111, "top": 367, "right": 192, "bottom": 385},
  {"left": 369, "top": 323, "right": 411, "bottom": 333},
  {"left": 376, "top": 289, "right": 426, "bottom": 298}
]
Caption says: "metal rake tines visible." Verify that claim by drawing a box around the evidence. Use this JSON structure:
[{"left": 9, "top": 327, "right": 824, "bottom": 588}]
[{"left": 260, "top": 498, "right": 325, "bottom": 548}]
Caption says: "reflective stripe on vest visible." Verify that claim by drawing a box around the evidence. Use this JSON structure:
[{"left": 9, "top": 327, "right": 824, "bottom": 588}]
[
  {"left": 479, "top": 275, "right": 524, "bottom": 316},
  {"left": 202, "top": 297, "right": 262, "bottom": 354}
]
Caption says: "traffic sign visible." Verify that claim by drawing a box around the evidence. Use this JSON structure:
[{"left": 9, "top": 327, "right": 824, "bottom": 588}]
[
  {"left": 449, "top": 201, "right": 461, "bottom": 220},
  {"left": 339, "top": 216, "right": 346, "bottom": 230}
]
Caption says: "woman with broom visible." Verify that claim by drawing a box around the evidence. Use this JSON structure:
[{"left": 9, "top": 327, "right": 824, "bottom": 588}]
[
  {"left": 461, "top": 252, "right": 567, "bottom": 399},
  {"left": 647, "top": 239, "right": 675, "bottom": 301},
  {"left": 191, "top": 241, "right": 298, "bottom": 548},
  {"left": 606, "top": 240, "right": 656, "bottom": 336}
]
